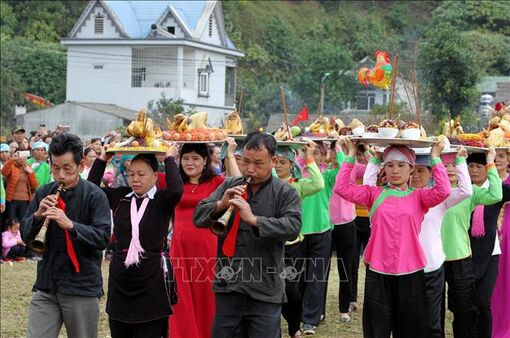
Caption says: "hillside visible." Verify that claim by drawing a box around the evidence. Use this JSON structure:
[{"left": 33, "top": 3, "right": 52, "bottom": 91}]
[{"left": 2, "top": 1, "right": 509, "bottom": 133}]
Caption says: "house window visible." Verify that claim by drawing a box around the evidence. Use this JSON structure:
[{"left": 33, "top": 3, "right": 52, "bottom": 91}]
[
  {"left": 225, "top": 66, "right": 236, "bottom": 106},
  {"left": 208, "top": 17, "right": 213, "bottom": 37},
  {"left": 198, "top": 71, "right": 209, "bottom": 97},
  {"left": 132, "top": 67, "right": 146, "bottom": 87},
  {"left": 356, "top": 93, "right": 376, "bottom": 110},
  {"left": 95, "top": 14, "right": 104, "bottom": 34},
  {"left": 167, "top": 26, "right": 175, "bottom": 35}
]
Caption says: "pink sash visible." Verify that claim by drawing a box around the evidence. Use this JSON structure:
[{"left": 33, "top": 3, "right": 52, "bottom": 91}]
[{"left": 125, "top": 197, "right": 149, "bottom": 267}]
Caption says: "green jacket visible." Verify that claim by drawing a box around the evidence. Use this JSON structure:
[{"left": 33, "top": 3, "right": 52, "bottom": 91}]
[
  {"left": 441, "top": 166, "right": 502, "bottom": 261},
  {"left": 27, "top": 158, "right": 52, "bottom": 187},
  {"left": 0, "top": 173, "right": 5, "bottom": 205},
  {"left": 289, "top": 160, "right": 325, "bottom": 199},
  {"left": 301, "top": 151, "right": 344, "bottom": 235}
]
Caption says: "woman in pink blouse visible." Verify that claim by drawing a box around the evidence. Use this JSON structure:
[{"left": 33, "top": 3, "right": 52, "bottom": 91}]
[{"left": 334, "top": 138, "right": 451, "bottom": 338}]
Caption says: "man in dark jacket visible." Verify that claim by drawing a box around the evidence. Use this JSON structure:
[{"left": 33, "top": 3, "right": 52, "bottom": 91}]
[
  {"left": 194, "top": 132, "right": 302, "bottom": 338},
  {"left": 22, "top": 133, "right": 111, "bottom": 338}
]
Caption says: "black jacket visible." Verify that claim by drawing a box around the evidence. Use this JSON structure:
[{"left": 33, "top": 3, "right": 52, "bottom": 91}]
[{"left": 22, "top": 180, "right": 111, "bottom": 297}]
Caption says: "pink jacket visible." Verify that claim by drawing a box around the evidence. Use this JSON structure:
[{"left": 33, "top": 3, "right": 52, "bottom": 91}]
[
  {"left": 335, "top": 156, "right": 451, "bottom": 275},
  {"left": 330, "top": 162, "right": 366, "bottom": 225},
  {"left": 2, "top": 230, "right": 22, "bottom": 258}
]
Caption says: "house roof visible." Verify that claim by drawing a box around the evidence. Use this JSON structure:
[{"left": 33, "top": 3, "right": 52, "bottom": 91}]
[
  {"left": 104, "top": 0, "right": 207, "bottom": 39},
  {"left": 477, "top": 76, "right": 510, "bottom": 93},
  {"left": 70, "top": 101, "right": 137, "bottom": 120}
]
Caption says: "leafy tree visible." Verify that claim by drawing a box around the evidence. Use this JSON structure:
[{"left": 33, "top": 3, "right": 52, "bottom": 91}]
[
  {"left": 0, "top": 67, "right": 24, "bottom": 134},
  {"left": 0, "top": 2, "right": 17, "bottom": 37},
  {"left": 292, "top": 38, "right": 356, "bottom": 114},
  {"left": 418, "top": 22, "right": 481, "bottom": 119},
  {"left": 147, "top": 93, "right": 196, "bottom": 127}
]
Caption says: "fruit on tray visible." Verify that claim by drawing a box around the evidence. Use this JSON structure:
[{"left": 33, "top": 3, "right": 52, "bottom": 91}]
[
  {"left": 379, "top": 119, "right": 398, "bottom": 128},
  {"left": 402, "top": 121, "right": 420, "bottom": 129},
  {"left": 163, "top": 128, "right": 228, "bottom": 142},
  {"left": 366, "top": 125, "right": 379, "bottom": 133}
]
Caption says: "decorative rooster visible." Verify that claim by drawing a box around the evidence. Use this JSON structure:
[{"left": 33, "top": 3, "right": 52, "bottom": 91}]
[{"left": 358, "top": 50, "right": 393, "bottom": 90}]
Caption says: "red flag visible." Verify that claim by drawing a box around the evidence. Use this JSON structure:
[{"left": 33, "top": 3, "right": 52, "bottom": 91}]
[
  {"left": 24, "top": 93, "right": 53, "bottom": 108},
  {"left": 291, "top": 105, "right": 309, "bottom": 126}
]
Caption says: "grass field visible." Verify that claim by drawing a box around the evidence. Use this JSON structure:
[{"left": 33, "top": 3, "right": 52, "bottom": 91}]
[{"left": 1, "top": 258, "right": 453, "bottom": 337}]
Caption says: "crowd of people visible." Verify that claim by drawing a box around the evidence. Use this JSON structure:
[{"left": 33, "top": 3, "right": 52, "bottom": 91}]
[{"left": 0, "top": 123, "right": 509, "bottom": 338}]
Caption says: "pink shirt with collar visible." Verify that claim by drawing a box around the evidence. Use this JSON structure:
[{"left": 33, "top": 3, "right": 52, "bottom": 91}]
[
  {"left": 335, "top": 156, "right": 451, "bottom": 275},
  {"left": 364, "top": 158, "right": 471, "bottom": 273}
]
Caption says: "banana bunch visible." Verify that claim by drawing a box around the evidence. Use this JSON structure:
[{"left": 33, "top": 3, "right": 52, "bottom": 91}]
[
  {"left": 224, "top": 110, "right": 243, "bottom": 134},
  {"left": 275, "top": 125, "right": 301, "bottom": 140},
  {"left": 458, "top": 133, "right": 483, "bottom": 142}
]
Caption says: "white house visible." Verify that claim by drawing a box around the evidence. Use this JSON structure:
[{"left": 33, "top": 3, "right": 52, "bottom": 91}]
[{"left": 62, "top": 0, "right": 244, "bottom": 125}]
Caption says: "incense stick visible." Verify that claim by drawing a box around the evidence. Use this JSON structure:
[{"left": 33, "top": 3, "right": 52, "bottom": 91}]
[
  {"left": 280, "top": 86, "right": 293, "bottom": 140},
  {"left": 411, "top": 71, "right": 422, "bottom": 128},
  {"left": 388, "top": 53, "right": 399, "bottom": 120}
]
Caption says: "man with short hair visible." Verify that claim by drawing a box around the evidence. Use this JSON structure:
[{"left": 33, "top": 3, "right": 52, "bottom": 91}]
[
  {"left": 11, "top": 125, "right": 26, "bottom": 145},
  {"left": 27, "top": 141, "right": 52, "bottom": 186},
  {"left": 21, "top": 133, "right": 111, "bottom": 338},
  {"left": 194, "top": 131, "right": 302, "bottom": 338},
  {"left": 90, "top": 138, "right": 103, "bottom": 155}
]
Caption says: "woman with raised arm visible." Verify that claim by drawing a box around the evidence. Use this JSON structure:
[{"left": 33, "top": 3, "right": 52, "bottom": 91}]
[
  {"left": 169, "top": 138, "right": 241, "bottom": 338},
  {"left": 335, "top": 138, "right": 451, "bottom": 338},
  {"left": 88, "top": 145, "right": 183, "bottom": 338}
]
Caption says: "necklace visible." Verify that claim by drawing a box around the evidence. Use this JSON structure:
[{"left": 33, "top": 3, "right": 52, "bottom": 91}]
[{"left": 190, "top": 182, "right": 200, "bottom": 193}]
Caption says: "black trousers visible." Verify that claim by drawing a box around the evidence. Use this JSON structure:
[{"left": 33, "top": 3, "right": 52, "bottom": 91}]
[
  {"left": 282, "top": 240, "right": 305, "bottom": 336},
  {"left": 424, "top": 266, "right": 445, "bottom": 338},
  {"left": 5, "top": 244, "right": 27, "bottom": 259},
  {"left": 5, "top": 200, "right": 29, "bottom": 228},
  {"left": 363, "top": 267, "right": 427, "bottom": 338},
  {"left": 212, "top": 292, "right": 281, "bottom": 338},
  {"left": 301, "top": 230, "right": 331, "bottom": 326},
  {"left": 351, "top": 216, "right": 370, "bottom": 303},
  {"left": 475, "top": 255, "right": 499, "bottom": 338},
  {"left": 444, "top": 258, "right": 478, "bottom": 338},
  {"left": 331, "top": 222, "right": 357, "bottom": 313},
  {"left": 109, "top": 317, "right": 168, "bottom": 338}
]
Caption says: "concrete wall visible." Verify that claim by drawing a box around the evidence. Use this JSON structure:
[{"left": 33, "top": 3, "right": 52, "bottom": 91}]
[{"left": 17, "top": 104, "right": 125, "bottom": 141}]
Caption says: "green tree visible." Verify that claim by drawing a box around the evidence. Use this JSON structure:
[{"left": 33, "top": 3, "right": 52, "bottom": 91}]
[
  {"left": 418, "top": 22, "right": 481, "bottom": 119},
  {"left": 147, "top": 93, "right": 195, "bottom": 127},
  {"left": 0, "top": 67, "right": 24, "bottom": 134},
  {"left": 1, "top": 37, "right": 67, "bottom": 113},
  {"left": 0, "top": 2, "right": 17, "bottom": 37},
  {"left": 292, "top": 38, "right": 356, "bottom": 114}
]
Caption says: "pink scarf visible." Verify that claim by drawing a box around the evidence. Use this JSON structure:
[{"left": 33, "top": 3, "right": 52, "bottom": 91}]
[
  {"left": 125, "top": 197, "right": 149, "bottom": 267},
  {"left": 471, "top": 205, "right": 485, "bottom": 237}
]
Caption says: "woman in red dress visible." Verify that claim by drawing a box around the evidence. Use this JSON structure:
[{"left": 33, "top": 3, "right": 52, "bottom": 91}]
[{"left": 169, "top": 140, "right": 240, "bottom": 338}]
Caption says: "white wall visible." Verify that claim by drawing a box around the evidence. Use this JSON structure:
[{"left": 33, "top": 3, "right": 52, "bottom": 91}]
[
  {"left": 199, "top": 13, "right": 222, "bottom": 46},
  {"left": 66, "top": 44, "right": 233, "bottom": 124},
  {"left": 75, "top": 3, "right": 121, "bottom": 39},
  {"left": 160, "top": 15, "right": 186, "bottom": 38}
]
